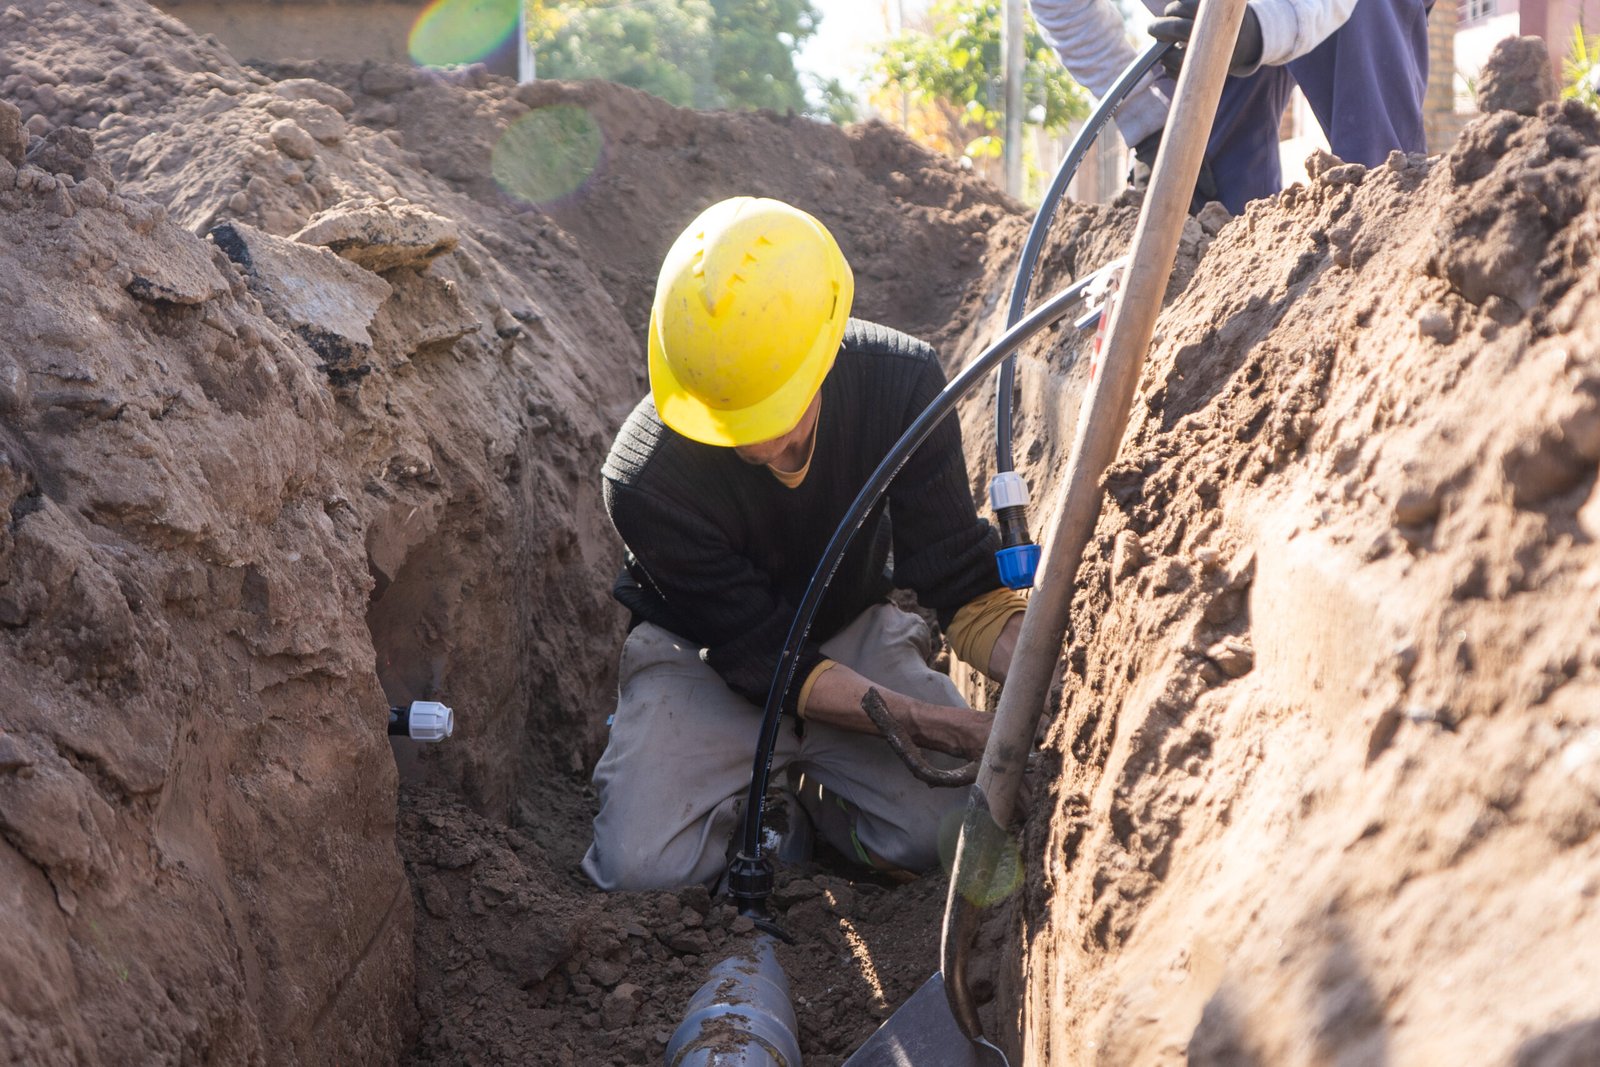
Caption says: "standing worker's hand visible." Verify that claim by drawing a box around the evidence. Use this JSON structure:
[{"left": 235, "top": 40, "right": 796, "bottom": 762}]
[
  {"left": 1124, "top": 127, "right": 1222, "bottom": 211},
  {"left": 1149, "top": 0, "right": 1263, "bottom": 78},
  {"left": 1127, "top": 131, "right": 1164, "bottom": 194}
]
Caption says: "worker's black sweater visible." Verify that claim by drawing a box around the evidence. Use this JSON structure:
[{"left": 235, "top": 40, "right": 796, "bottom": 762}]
[{"left": 602, "top": 319, "right": 1002, "bottom": 714}]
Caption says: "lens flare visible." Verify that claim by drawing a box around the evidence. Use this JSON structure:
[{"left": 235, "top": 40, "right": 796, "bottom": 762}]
[
  {"left": 939, "top": 805, "right": 1024, "bottom": 907},
  {"left": 491, "top": 105, "right": 605, "bottom": 206},
  {"left": 408, "top": 0, "right": 519, "bottom": 67}
]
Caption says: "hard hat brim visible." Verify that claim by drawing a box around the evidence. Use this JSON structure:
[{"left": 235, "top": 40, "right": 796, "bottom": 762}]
[{"left": 648, "top": 303, "right": 850, "bottom": 448}]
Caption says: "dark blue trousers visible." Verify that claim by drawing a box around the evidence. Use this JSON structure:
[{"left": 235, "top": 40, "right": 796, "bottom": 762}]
[{"left": 1199, "top": 0, "right": 1431, "bottom": 213}]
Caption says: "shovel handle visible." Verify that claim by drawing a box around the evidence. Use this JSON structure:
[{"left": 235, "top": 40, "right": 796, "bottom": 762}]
[
  {"left": 976, "top": 0, "right": 1249, "bottom": 830},
  {"left": 941, "top": 0, "right": 1250, "bottom": 1050}
]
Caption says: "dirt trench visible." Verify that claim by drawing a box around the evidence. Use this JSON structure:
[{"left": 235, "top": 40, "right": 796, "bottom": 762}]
[
  {"left": 3, "top": 2, "right": 1599, "bottom": 1065},
  {"left": 0, "top": 0, "right": 1031, "bottom": 1063}
]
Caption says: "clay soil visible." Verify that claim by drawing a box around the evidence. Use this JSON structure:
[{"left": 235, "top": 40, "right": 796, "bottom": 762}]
[{"left": 2, "top": 3, "right": 1598, "bottom": 1066}]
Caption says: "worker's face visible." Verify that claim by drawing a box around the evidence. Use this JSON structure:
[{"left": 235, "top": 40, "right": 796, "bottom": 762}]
[{"left": 733, "top": 393, "right": 821, "bottom": 466}]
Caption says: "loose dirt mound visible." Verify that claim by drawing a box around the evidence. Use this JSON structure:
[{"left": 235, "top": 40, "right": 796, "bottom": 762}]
[
  {"left": 259, "top": 56, "right": 1024, "bottom": 351},
  {"left": 1005, "top": 103, "right": 1600, "bottom": 1063}
]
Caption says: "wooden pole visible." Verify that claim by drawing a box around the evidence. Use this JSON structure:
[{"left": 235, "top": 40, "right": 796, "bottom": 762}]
[{"left": 975, "top": 0, "right": 1249, "bottom": 828}]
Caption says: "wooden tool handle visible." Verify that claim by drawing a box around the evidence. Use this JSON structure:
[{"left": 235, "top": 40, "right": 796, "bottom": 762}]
[{"left": 975, "top": 0, "right": 1250, "bottom": 826}]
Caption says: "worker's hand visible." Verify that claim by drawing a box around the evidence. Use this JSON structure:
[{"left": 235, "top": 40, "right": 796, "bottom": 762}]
[
  {"left": 1127, "top": 131, "right": 1163, "bottom": 194},
  {"left": 1149, "top": 0, "right": 1263, "bottom": 78},
  {"left": 908, "top": 700, "right": 994, "bottom": 761},
  {"left": 1124, "top": 129, "right": 1222, "bottom": 213},
  {"left": 802, "top": 662, "right": 992, "bottom": 759}
]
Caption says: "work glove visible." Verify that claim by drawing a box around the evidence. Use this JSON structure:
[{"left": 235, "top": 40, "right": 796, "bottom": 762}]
[
  {"left": 1149, "top": 0, "right": 1264, "bottom": 79},
  {"left": 1125, "top": 129, "right": 1221, "bottom": 213},
  {"left": 1127, "top": 131, "right": 1163, "bottom": 193}
]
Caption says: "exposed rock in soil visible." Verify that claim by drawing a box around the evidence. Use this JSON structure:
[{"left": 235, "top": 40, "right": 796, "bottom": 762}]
[
  {"left": 0, "top": 98, "right": 24, "bottom": 165},
  {"left": 210, "top": 219, "right": 393, "bottom": 385},
  {"left": 293, "top": 197, "right": 459, "bottom": 272}
]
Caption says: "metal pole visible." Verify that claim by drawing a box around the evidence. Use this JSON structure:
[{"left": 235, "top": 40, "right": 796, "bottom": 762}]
[
  {"left": 518, "top": 1, "right": 536, "bottom": 83},
  {"left": 894, "top": 0, "right": 910, "bottom": 130},
  {"left": 1002, "top": 0, "right": 1024, "bottom": 196}
]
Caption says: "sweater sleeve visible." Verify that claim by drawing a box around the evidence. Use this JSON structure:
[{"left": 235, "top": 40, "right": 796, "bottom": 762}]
[
  {"left": 606, "top": 479, "right": 824, "bottom": 715},
  {"left": 887, "top": 355, "right": 1005, "bottom": 625},
  {"left": 1243, "top": 0, "right": 1359, "bottom": 73},
  {"left": 1029, "top": 0, "right": 1171, "bottom": 146}
]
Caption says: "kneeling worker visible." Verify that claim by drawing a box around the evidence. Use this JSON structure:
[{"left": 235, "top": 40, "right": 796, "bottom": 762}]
[{"left": 583, "top": 197, "right": 1026, "bottom": 891}]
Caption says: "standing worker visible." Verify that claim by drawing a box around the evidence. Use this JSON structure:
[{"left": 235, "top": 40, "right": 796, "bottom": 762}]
[
  {"left": 583, "top": 196, "right": 1027, "bottom": 892},
  {"left": 1030, "top": 0, "right": 1430, "bottom": 213}
]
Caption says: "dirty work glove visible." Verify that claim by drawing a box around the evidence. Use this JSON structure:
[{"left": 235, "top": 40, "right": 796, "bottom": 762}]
[
  {"left": 1124, "top": 129, "right": 1221, "bottom": 214},
  {"left": 1149, "top": 0, "right": 1263, "bottom": 79},
  {"left": 1127, "top": 131, "right": 1163, "bottom": 193}
]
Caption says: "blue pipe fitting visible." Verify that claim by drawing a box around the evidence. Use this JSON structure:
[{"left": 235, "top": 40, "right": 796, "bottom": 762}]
[
  {"left": 990, "top": 472, "right": 1038, "bottom": 590},
  {"left": 995, "top": 543, "right": 1040, "bottom": 591}
]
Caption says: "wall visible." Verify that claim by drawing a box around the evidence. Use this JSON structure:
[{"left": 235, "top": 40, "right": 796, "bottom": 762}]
[{"left": 156, "top": 1, "right": 518, "bottom": 75}]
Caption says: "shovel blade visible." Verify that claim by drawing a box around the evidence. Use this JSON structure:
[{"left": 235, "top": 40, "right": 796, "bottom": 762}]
[{"left": 842, "top": 973, "right": 1007, "bottom": 1067}]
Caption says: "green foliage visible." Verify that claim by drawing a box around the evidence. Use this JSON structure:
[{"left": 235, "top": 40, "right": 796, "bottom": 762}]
[
  {"left": 1561, "top": 23, "right": 1600, "bottom": 110},
  {"left": 532, "top": 0, "right": 717, "bottom": 107},
  {"left": 530, "top": 0, "right": 821, "bottom": 112},
  {"left": 871, "top": 0, "right": 1086, "bottom": 157},
  {"left": 807, "top": 75, "right": 861, "bottom": 125},
  {"left": 707, "top": 0, "right": 817, "bottom": 112}
]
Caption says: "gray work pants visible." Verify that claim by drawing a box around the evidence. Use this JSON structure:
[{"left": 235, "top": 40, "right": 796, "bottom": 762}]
[{"left": 582, "top": 603, "right": 972, "bottom": 891}]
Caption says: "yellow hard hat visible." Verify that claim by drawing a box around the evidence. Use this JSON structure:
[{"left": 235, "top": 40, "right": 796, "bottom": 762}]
[{"left": 648, "top": 197, "right": 854, "bottom": 447}]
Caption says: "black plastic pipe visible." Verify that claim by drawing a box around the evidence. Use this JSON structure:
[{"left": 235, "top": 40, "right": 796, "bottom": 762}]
[
  {"left": 728, "top": 269, "right": 1114, "bottom": 917},
  {"left": 994, "top": 40, "right": 1171, "bottom": 475},
  {"left": 665, "top": 935, "right": 800, "bottom": 1067},
  {"left": 728, "top": 44, "right": 1177, "bottom": 920}
]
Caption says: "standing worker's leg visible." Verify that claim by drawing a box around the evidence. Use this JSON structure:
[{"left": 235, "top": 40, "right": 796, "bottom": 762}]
[
  {"left": 795, "top": 604, "right": 977, "bottom": 873},
  {"left": 1200, "top": 66, "right": 1297, "bottom": 214},
  {"left": 1288, "top": 0, "right": 1429, "bottom": 166},
  {"left": 583, "top": 624, "right": 798, "bottom": 890}
]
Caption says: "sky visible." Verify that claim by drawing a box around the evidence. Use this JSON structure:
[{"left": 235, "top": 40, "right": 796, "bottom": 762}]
[{"left": 795, "top": 0, "right": 927, "bottom": 90}]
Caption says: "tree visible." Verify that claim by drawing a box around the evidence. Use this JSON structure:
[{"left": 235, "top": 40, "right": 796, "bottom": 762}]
[
  {"left": 807, "top": 74, "right": 861, "bottom": 125},
  {"left": 1562, "top": 23, "right": 1600, "bottom": 110},
  {"left": 531, "top": 0, "right": 720, "bottom": 108},
  {"left": 870, "top": 0, "right": 1086, "bottom": 171},
  {"left": 708, "top": 0, "right": 818, "bottom": 112},
  {"left": 529, "top": 0, "right": 822, "bottom": 113}
]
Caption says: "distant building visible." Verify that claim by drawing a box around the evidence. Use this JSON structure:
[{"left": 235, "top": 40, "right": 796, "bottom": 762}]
[
  {"left": 1463, "top": 0, "right": 1600, "bottom": 88},
  {"left": 154, "top": 0, "right": 519, "bottom": 76}
]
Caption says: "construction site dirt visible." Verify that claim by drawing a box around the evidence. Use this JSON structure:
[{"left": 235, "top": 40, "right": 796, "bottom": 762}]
[{"left": 1, "top": 2, "right": 1597, "bottom": 1065}]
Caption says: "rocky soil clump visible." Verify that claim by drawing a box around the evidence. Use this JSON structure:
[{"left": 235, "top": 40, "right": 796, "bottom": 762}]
[{"left": 1002, "top": 98, "right": 1600, "bottom": 1065}]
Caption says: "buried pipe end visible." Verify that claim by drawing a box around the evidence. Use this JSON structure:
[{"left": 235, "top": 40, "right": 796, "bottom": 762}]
[{"left": 388, "top": 701, "right": 455, "bottom": 742}]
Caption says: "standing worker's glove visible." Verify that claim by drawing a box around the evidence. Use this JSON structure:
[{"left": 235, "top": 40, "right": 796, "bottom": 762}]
[
  {"left": 1126, "top": 131, "right": 1162, "bottom": 194},
  {"left": 1125, "top": 128, "right": 1220, "bottom": 210},
  {"left": 1149, "top": 0, "right": 1263, "bottom": 78}
]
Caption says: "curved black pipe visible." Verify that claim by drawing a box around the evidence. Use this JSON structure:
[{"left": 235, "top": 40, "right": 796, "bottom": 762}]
[
  {"left": 729, "top": 272, "right": 1110, "bottom": 912},
  {"left": 995, "top": 40, "right": 1171, "bottom": 475},
  {"left": 728, "top": 44, "right": 1178, "bottom": 918}
]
